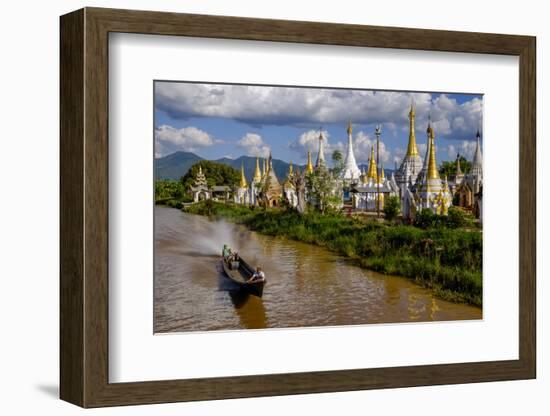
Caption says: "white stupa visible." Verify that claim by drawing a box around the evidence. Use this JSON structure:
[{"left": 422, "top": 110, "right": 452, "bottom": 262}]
[
  {"left": 339, "top": 120, "right": 362, "bottom": 181},
  {"left": 470, "top": 130, "right": 483, "bottom": 179},
  {"left": 395, "top": 103, "right": 423, "bottom": 189},
  {"left": 315, "top": 129, "right": 326, "bottom": 169}
]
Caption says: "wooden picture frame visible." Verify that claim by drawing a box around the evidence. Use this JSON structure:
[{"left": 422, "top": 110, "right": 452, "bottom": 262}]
[{"left": 60, "top": 7, "right": 536, "bottom": 408}]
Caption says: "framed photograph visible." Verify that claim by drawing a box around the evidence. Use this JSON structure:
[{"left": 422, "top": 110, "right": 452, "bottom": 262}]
[{"left": 60, "top": 7, "right": 536, "bottom": 408}]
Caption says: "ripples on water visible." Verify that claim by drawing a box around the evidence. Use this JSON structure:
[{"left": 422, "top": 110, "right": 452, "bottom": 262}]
[{"left": 154, "top": 206, "right": 481, "bottom": 333}]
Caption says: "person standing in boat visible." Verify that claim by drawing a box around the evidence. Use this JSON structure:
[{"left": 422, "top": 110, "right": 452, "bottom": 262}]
[
  {"left": 222, "top": 244, "right": 231, "bottom": 259},
  {"left": 248, "top": 267, "right": 266, "bottom": 283}
]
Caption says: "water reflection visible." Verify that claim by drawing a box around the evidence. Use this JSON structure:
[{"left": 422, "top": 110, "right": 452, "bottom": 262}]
[{"left": 229, "top": 292, "right": 268, "bottom": 329}]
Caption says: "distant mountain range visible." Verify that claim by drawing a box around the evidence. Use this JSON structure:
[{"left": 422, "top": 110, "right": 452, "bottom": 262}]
[
  {"left": 154, "top": 151, "right": 203, "bottom": 180},
  {"left": 154, "top": 151, "right": 393, "bottom": 181},
  {"left": 154, "top": 151, "right": 304, "bottom": 181}
]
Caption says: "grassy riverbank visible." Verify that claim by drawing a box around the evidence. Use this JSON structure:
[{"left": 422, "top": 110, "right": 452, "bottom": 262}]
[{"left": 184, "top": 201, "right": 482, "bottom": 307}]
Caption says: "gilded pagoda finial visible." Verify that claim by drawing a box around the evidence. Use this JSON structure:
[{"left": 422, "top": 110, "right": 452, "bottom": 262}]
[
  {"left": 240, "top": 163, "right": 248, "bottom": 189},
  {"left": 426, "top": 123, "right": 440, "bottom": 180},
  {"left": 306, "top": 151, "right": 314, "bottom": 174},
  {"left": 253, "top": 157, "right": 262, "bottom": 182},
  {"left": 406, "top": 101, "right": 419, "bottom": 157},
  {"left": 367, "top": 146, "right": 377, "bottom": 180},
  {"left": 379, "top": 164, "right": 385, "bottom": 182}
]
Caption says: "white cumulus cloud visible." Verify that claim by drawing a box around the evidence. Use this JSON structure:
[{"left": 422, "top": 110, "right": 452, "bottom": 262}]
[
  {"left": 429, "top": 94, "right": 482, "bottom": 141},
  {"left": 445, "top": 140, "right": 479, "bottom": 161},
  {"left": 237, "top": 133, "right": 271, "bottom": 158},
  {"left": 353, "top": 131, "right": 391, "bottom": 165},
  {"left": 156, "top": 82, "right": 482, "bottom": 142},
  {"left": 155, "top": 125, "right": 215, "bottom": 157},
  {"left": 289, "top": 129, "right": 344, "bottom": 162}
]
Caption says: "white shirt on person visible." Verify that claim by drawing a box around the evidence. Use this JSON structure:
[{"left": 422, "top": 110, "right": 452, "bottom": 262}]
[{"left": 253, "top": 271, "right": 265, "bottom": 281}]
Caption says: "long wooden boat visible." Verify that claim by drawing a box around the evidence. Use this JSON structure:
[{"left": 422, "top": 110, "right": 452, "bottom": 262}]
[{"left": 221, "top": 255, "right": 265, "bottom": 298}]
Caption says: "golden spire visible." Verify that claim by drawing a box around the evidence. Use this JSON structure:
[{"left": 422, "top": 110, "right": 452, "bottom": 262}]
[
  {"left": 253, "top": 157, "right": 262, "bottom": 182},
  {"left": 442, "top": 176, "right": 450, "bottom": 215},
  {"left": 367, "top": 146, "right": 377, "bottom": 180},
  {"left": 306, "top": 151, "right": 314, "bottom": 173},
  {"left": 346, "top": 119, "right": 353, "bottom": 136},
  {"left": 198, "top": 165, "right": 203, "bottom": 175},
  {"left": 284, "top": 161, "right": 295, "bottom": 188},
  {"left": 379, "top": 164, "right": 385, "bottom": 182},
  {"left": 262, "top": 158, "right": 267, "bottom": 178},
  {"left": 435, "top": 189, "right": 444, "bottom": 215},
  {"left": 426, "top": 124, "right": 440, "bottom": 180},
  {"left": 406, "top": 102, "right": 419, "bottom": 157},
  {"left": 240, "top": 163, "right": 248, "bottom": 189}
]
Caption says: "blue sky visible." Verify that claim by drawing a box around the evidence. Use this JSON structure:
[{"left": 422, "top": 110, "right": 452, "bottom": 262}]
[{"left": 154, "top": 81, "right": 483, "bottom": 167}]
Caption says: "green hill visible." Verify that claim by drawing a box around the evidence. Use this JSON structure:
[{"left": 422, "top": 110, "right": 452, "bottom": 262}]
[{"left": 154, "top": 151, "right": 202, "bottom": 180}]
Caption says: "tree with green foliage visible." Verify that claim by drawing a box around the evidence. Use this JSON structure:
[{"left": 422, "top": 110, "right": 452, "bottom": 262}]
[
  {"left": 383, "top": 195, "right": 401, "bottom": 221},
  {"left": 447, "top": 206, "right": 476, "bottom": 228},
  {"left": 155, "top": 179, "right": 184, "bottom": 201},
  {"left": 306, "top": 168, "right": 340, "bottom": 214},
  {"left": 155, "top": 179, "right": 193, "bottom": 208},
  {"left": 414, "top": 208, "right": 437, "bottom": 228},
  {"left": 439, "top": 155, "right": 472, "bottom": 177},
  {"left": 331, "top": 150, "right": 344, "bottom": 176},
  {"left": 414, "top": 206, "right": 477, "bottom": 229},
  {"left": 180, "top": 161, "right": 240, "bottom": 191}
]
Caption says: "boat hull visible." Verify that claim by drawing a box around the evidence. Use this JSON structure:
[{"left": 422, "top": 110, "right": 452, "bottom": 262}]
[{"left": 221, "top": 258, "right": 265, "bottom": 298}]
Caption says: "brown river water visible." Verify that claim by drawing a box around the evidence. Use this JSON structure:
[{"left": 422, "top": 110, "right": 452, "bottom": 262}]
[{"left": 154, "top": 206, "right": 481, "bottom": 333}]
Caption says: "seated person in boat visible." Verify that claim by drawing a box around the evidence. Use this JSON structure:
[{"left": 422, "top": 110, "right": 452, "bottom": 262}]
[
  {"left": 230, "top": 251, "right": 240, "bottom": 270},
  {"left": 248, "top": 267, "right": 266, "bottom": 283}
]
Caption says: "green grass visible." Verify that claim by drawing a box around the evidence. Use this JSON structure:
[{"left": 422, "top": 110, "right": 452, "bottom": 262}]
[{"left": 184, "top": 201, "right": 482, "bottom": 307}]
